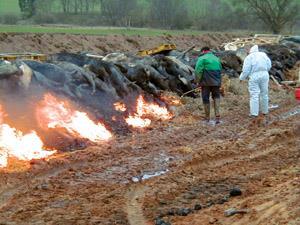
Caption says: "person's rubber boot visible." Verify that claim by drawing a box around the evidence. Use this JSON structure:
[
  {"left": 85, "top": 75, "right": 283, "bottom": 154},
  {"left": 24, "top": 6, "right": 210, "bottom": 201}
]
[
  {"left": 204, "top": 103, "right": 210, "bottom": 122},
  {"left": 214, "top": 98, "right": 221, "bottom": 124},
  {"left": 263, "top": 114, "right": 269, "bottom": 126},
  {"left": 248, "top": 115, "right": 258, "bottom": 128}
]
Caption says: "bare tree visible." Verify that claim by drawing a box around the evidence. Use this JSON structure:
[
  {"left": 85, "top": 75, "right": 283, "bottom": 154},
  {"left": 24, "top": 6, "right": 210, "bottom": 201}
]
[
  {"left": 149, "top": 0, "right": 190, "bottom": 29},
  {"left": 243, "top": 0, "right": 299, "bottom": 33},
  {"left": 60, "top": 0, "right": 71, "bottom": 13},
  {"left": 59, "top": 0, "right": 96, "bottom": 14},
  {"left": 19, "top": 0, "right": 37, "bottom": 18},
  {"left": 84, "top": 0, "right": 97, "bottom": 12},
  {"left": 35, "top": 0, "right": 55, "bottom": 13},
  {"left": 149, "top": 0, "right": 173, "bottom": 28},
  {"left": 100, "top": 0, "right": 137, "bottom": 26}
]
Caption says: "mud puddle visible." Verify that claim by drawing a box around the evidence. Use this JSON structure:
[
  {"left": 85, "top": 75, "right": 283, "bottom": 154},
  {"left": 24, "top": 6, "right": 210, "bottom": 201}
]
[
  {"left": 278, "top": 105, "right": 300, "bottom": 120},
  {"left": 132, "top": 169, "right": 169, "bottom": 182}
]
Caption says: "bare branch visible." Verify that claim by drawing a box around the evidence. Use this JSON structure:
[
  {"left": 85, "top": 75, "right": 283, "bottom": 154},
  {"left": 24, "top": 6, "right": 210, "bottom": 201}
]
[{"left": 243, "top": 0, "right": 299, "bottom": 33}]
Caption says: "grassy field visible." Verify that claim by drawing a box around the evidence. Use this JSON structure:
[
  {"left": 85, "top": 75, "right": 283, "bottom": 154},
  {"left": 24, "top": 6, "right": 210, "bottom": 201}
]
[
  {"left": 0, "top": 0, "right": 20, "bottom": 14},
  {"left": 0, "top": 25, "right": 208, "bottom": 36},
  {"left": 0, "top": 0, "right": 232, "bottom": 15}
]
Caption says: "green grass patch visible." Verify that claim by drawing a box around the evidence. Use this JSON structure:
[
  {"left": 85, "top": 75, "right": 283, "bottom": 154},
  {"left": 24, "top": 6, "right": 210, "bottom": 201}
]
[
  {"left": 0, "top": 25, "right": 207, "bottom": 36},
  {"left": 0, "top": 0, "right": 20, "bottom": 14}
]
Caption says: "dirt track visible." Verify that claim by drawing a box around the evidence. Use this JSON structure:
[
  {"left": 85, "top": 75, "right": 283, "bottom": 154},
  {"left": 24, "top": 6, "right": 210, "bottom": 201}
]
[
  {"left": 0, "top": 79, "right": 299, "bottom": 224},
  {"left": 0, "top": 34, "right": 299, "bottom": 225}
]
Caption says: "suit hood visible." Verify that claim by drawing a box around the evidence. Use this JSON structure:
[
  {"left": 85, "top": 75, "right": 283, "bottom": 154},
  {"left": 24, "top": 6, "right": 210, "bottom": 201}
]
[{"left": 249, "top": 45, "right": 259, "bottom": 54}]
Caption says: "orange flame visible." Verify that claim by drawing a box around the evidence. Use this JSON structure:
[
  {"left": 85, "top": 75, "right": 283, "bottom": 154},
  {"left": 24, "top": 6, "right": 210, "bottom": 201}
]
[
  {"left": 159, "top": 95, "right": 182, "bottom": 106},
  {"left": 125, "top": 116, "right": 151, "bottom": 128},
  {"left": 125, "top": 95, "right": 172, "bottom": 128},
  {"left": 114, "top": 102, "right": 127, "bottom": 112},
  {"left": 0, "top": 106, "right": 56, "bottom": 168},
  {"left": 136, "top": 96, "right": 172, "bottom": 120},
  {"left": 36, "top": 93, "right": 112, "bottom": 142}
]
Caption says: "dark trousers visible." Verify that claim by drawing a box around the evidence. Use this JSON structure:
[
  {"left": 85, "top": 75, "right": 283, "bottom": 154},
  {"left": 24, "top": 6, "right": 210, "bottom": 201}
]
[{"left": 201, "top": 86, "right": 220, "bottom": 104}]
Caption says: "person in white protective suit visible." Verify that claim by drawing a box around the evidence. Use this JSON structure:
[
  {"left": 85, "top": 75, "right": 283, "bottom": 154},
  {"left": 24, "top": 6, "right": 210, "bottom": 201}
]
[{"left": 239, "top": 45, "right": 272, "bottom": 118}]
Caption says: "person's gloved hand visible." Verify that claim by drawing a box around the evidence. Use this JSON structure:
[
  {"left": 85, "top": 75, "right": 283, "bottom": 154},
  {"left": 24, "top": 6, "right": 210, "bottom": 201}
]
[
  {"left": 191, "top": 82, "right": 198, "bottom": 89},
  {"left": 195, "top": 86, "right": 201, "bottom": 94}
]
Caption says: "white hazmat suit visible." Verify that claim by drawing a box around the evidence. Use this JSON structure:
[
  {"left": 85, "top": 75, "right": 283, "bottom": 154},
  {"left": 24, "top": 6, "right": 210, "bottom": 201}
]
[{"left": 239, "top": 45, "right": 272, "bottom": 116}]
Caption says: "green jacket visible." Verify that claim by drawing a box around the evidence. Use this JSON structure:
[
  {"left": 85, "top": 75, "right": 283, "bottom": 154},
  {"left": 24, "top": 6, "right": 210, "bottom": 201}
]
[{"left": 195, "top": 52, "right": 222, "bottom": 86}]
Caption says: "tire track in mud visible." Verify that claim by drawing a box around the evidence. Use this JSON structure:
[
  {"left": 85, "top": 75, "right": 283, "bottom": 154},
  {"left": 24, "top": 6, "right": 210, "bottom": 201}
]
[
  {"left": 126, "top": 185, "right": 151, "bottom": 225},
  {"left": 124, "top": 133, "right": 290, "bottom": 225}
]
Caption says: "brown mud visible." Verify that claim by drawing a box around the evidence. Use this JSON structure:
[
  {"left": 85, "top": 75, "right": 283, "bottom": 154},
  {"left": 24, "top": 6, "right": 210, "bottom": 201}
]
[
  {"left": 0, "top": 34, "right": 299, "bottom": 225},
  {"left": 0, "top": 32, "right": 234, "bottom": 54}
]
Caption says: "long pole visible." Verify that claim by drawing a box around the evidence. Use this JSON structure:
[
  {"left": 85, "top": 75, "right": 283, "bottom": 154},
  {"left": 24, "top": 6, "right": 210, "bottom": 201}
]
[{"left": 180, "top": 87, "right": 201, "bottom": 97}]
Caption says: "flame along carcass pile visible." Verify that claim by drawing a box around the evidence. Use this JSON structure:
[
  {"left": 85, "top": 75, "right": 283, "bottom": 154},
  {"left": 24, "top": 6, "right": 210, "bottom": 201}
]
[{"left": 0, "top": 53, "right": 179, "bottom": 168}]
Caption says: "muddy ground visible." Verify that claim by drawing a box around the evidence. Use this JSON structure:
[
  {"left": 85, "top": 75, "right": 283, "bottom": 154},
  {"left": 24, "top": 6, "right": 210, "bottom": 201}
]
[
  {"left": 0, "top": 33, "right": 299, "bottom": 225},
  {"left": 0, "top": 32, "right": 234, "bottom": 54}
]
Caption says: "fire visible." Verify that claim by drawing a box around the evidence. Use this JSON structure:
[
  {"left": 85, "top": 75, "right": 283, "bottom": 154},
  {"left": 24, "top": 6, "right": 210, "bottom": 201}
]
[
  {"left": 125, "top": 116, "right": 151, "bottom": 128},
  {"left": 114, "top": 102, "right": 127, "bottom": 112},
  {"left": 125, "top": 95, "right": 172, "bottom": 128},
  {"left": 136, "top": 96, "right": 172, "bottom": 120},
  {"left": 159, "top": 95, "right": 182, "bottom": 106},
  {"left": 36, "top": 93, "right": 112, "bottom": 142},
  {"left": 0, "top": 106, "right": 56, "bottom": 168}
]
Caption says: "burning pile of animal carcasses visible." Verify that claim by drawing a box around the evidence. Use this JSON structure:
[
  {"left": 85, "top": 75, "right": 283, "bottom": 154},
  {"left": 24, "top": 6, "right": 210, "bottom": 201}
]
[{"left": 0, "top": 37, "right": 298, "bottom": 155}]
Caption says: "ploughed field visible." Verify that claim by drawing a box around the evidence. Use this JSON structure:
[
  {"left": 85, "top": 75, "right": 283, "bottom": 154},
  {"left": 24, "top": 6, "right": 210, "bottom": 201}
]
[{"left": 0, "top": 33, "right": 299, "bottom": 225}]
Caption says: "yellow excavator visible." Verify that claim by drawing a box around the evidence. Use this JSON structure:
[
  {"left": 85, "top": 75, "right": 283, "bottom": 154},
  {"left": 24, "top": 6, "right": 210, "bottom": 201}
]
[
  {"left": 0, "top": 53, "right": 47, "bottom": 62},
  {"left": 138, "top": 44, "right": 176, "bottom": 56}
]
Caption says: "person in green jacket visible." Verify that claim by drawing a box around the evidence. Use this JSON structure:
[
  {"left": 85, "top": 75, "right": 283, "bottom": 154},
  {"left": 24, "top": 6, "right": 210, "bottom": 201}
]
[{"left": 195, "top": 47, "right": 222, "bottom": 124}]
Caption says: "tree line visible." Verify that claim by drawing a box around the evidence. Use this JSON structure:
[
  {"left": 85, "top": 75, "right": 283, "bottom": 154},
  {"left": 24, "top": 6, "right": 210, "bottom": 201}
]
[{"left": 8, "top": 0, "right": 300, "bottom": 33}]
